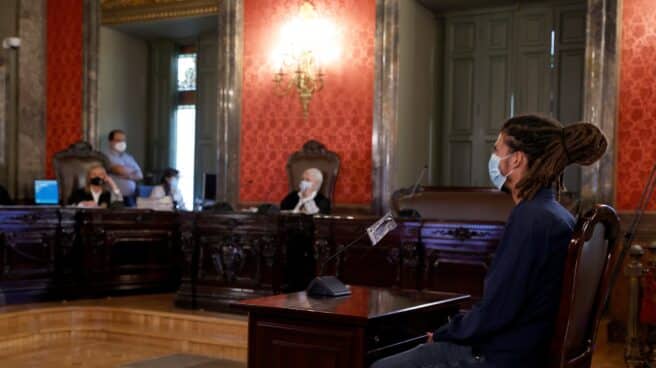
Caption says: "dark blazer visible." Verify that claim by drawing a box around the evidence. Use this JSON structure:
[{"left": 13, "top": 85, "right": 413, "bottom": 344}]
[
  {"left": 280, "top": 191, "right": 331, "bottom": 214},
  {"left": 67, "top": 188, "right": 112, "bottom": 208}
]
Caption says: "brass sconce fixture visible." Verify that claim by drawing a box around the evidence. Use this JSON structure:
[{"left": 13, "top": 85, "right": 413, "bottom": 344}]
[{"left": 272, "top": 1, "right": 339, "bottom": 119}]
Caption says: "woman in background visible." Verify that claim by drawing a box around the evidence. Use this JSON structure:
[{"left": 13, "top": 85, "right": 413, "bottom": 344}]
[
  {"left": 68, "top": 165, "right": 122, "bottom": 208},
  {"left": 149, "top": 168, "right": 185, "bottom": 210}
]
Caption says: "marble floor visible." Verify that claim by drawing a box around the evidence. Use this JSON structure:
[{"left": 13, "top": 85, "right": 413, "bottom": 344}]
[{"left": 0, "top": 294, "right": 627, "bottom": 367}]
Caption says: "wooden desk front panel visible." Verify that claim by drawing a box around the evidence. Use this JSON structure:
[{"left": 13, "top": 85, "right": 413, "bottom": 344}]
[
  {"left": 77, "top": 210, "right": 180, "bottom": 294},
  {"left": 0, "top": 208, "right": 503, "bottom": 308},
  {"left": 0, "top": 207, "right": 61, "bottom": 302},
  {"left": 249, "top": 315, "right": 364, "bottom": 368},
  {"left": 421, "top": 222, "right": 504, "bottom": 298}
]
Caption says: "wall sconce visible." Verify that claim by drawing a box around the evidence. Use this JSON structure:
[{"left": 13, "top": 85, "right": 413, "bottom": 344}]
[{"left": 272, "top": 1, "right": 339, "bottom": 119}]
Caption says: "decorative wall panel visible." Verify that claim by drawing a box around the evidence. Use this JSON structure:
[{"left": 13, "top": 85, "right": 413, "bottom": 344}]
[
  {"left": 239, "top": 0, "right": 376, "bottom": 205},
  {"left": 617, "top": 0, "right": 656, "bottom": 210},
  {"left": 46, "top": 0, "right": 84, "bottom": 178}
]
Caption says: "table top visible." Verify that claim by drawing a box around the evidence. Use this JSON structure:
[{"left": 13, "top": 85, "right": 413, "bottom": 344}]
[{"left": 236, "top": 286, "right": 469, "bottom": 324}]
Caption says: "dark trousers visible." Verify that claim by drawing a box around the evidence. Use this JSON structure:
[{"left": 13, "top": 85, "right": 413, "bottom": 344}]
[{"left": 370, "top": 342, "right": 487, "bottom": 368}]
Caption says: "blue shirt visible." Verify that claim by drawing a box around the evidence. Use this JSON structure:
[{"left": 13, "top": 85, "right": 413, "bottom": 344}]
[
  {"left": 435, "top": 188, "right": 575, "bottom": 367},
  {"left": 104, "top": 149, "right": 143, "bottom": 196}
]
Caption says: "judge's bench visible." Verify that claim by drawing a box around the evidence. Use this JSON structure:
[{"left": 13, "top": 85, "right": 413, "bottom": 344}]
[{"left": 0, "top": 187, "right": 513, "bottom": 309}]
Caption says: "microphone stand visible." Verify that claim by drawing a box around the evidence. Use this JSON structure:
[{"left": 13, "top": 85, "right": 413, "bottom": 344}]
[
  {"left": 319, "top": 232, "right": 368, "bottom": 276},
  {"left": 307, "top": 217, "right": 395, "bottom": 297}
]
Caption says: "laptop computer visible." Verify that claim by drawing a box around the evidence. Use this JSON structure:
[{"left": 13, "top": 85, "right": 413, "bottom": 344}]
[{"left": 34, "top": 180, "right": 59, "bottom": 205}]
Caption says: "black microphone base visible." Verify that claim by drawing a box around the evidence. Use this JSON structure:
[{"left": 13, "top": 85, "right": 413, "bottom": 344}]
[{"left": 306, "top": 276, "right": 351, "bottom": 297}]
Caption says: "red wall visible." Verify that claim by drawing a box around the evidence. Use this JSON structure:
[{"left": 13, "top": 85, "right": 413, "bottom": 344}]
[
  {"left": 617, "top": 0, "right": 656, "bottom": 210},
  {"left": 239, "top": 0, "right": 375, "bottom": 205},
  {"left": 46, "top": 0, "right": 84, "bottom": 178}
]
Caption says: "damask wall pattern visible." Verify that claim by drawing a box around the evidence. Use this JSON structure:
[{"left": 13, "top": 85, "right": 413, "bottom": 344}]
[
  {"left": 46, "top": 0, "right": 83, "bottom": 178},
  {"left": 617, "top": 0, "right": 656, "bottom": 210},
  {"left": 239, "top": 0, "right": 376, "bottom": 205}
]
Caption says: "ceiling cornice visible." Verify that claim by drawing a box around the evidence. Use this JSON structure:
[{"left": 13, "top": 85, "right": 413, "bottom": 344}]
[{"left": 101, "top": 0, "right": 219, "bottom": 25}]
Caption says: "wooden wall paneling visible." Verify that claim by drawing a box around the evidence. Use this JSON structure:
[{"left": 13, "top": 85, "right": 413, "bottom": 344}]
[
  {"left": 146, "top": 40, "right": 176, "bottom": 172},
  {"left": 554, "top": 3, "right": 586, "bottom": 192},
  {"left": 443, "top": 16, "right": 476, "bottom": 186},
  {"left": 195, "top": 30, "right": 219, "bottom": 200},
  {"left": 514, "top": 6, "right": 553, "bottom": 115}
]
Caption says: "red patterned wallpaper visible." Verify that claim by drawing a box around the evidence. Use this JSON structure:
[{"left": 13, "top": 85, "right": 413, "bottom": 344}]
[
  {"left": 240, "top": 0, "right": 375, "bottom": 205},
  {"left": 46, "top": 0, "right": 84, "bottom": 178},
  {"left": 617, "top": 0, "right": 656, "bottom": 210}
]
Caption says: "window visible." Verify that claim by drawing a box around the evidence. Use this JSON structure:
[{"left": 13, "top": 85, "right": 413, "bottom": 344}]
[
  {"left": 174, "top": 53, "right": 197, "bottom": 210},
  {"left": 177, "top": 53, "right": 197, "bottom": 91}
]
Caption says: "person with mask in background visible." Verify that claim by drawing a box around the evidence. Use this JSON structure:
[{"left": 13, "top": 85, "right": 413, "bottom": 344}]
[
  {"left": 280, "top": 168, "right": 330, "bottom": 215},
  {"left": 104, "top": 129, "right": 143, "bottom": 207},
  {"left": 370, "top": 115, "right": 608, "bottom": 368},
  {"left": 68, "top": 165, "right": 122, "bottom": 208},
  {"left": 149, "top": 168, "right": 186, "bottom": 210}
]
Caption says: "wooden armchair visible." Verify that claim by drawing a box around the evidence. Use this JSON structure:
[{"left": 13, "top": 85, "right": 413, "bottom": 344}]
[
  {"left": 286, "top": 140, "right": 340, "bottom": 203},
  {"left": 52, "top": 141, "right": 109, "bottom": 204},
  {"left": 548, "top": 204, "right": 620, "bottom": 368}
]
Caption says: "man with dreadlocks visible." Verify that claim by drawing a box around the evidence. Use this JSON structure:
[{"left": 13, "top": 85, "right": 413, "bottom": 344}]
[{"left": 371, "top": 115, "right": 608, "bottom": 368}]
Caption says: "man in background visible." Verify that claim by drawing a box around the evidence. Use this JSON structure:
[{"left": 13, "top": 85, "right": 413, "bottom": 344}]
[{"left": 104, "top": 129, "right": 143, "bottom": 207}]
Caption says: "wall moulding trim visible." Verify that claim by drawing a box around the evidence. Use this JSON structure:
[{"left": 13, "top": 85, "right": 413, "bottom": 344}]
[{"left": 100, "top": 0, "right": 219, "bottom": 24}]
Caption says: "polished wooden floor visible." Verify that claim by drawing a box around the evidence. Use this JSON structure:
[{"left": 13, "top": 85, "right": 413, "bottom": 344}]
[{"left": 0, "top": 294, "right": 625, "bottom": 367}]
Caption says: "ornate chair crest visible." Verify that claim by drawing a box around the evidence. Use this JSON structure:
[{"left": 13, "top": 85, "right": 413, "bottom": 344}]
[{"left": 53, "top": 141, "right": 109, "bottom": 204}]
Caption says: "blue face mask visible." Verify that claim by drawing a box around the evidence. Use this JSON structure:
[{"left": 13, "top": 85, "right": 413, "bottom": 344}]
[{"left": 488, "top": 153, "right": 513, "bottom": 190}]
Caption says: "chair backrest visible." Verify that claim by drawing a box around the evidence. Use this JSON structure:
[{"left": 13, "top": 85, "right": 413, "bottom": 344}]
[
  {"left": 391, "top": 186, "right": 515, "bottom": 222},
  {"left": 286, "top": 140, "right": 340, "bottom": 203},
  {"left": 548, "top": 204, "right": 620, "bottom": 368},
  {"left": 52, "top": 141, "right": 109, "bottom": 204}
]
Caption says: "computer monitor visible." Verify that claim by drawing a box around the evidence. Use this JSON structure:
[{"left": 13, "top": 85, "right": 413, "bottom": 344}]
[
  {"left": 203, "top": 173, "right": 217, "bottom": 201},
  {"left": 34, "top": 180, "right": 59, "bottom": 205}
]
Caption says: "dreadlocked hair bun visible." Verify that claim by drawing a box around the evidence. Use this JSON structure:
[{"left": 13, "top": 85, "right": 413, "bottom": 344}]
[{"left": 501, "top": 114, "right": 607, "bottom": 200}]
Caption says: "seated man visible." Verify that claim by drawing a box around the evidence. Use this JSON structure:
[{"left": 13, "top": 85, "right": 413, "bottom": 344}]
[
  {"left": 371, "top": 115, "right": 608, "bottom": 368},
  {"left": 104, "top": 129, "right": 143, "bottom": 207},
  {"left": 280, "top": 168, "right": 330, "bottom": 215}
]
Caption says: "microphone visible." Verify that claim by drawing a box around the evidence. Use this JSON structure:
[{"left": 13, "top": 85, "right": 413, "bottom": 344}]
[
  {"left": 307, "top": 214, "right": 397, "bottom": 297},
  {"left": 397, "top": 164, "right": 427, "bottom": 218},
  {"left": 409, "top": 164, "right": 428, "bottom": 197}
]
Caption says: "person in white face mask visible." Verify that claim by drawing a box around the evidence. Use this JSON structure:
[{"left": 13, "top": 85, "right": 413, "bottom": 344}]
[
  {"left": 149, "top": 167, "right": 186, "bottom": 210},
  {"left": 280, "top": 168, "right": 331, "bottom": 215},
  {"left": 104, "top": 129, "right": 143, "bottom": 207}
]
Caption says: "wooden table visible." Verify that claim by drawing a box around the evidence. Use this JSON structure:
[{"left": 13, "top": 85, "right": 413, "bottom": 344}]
[{"left": 237, "top": 286, "right": 469, "bottom": 368}]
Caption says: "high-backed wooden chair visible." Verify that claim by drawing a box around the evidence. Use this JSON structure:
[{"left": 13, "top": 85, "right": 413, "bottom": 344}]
[
  {"left": 286, "top": 140, "right": 340, "bottom": 203},
  {"left": 548, "top": 204, "right": 620, "bottom": 368},
  {"left": 52, "top": 141, "right": 109, "bottom": 204}
]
